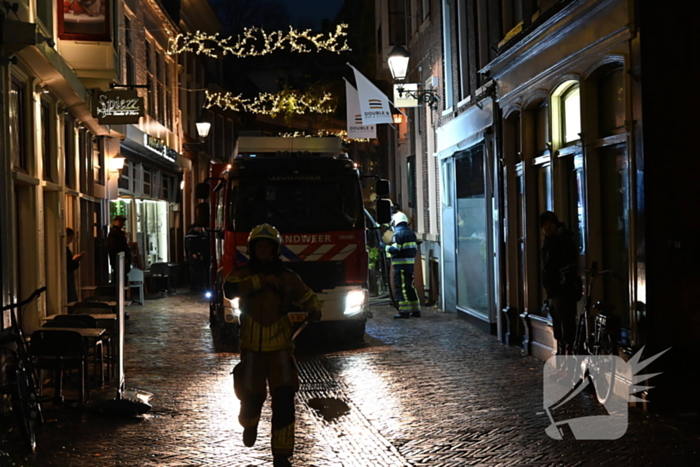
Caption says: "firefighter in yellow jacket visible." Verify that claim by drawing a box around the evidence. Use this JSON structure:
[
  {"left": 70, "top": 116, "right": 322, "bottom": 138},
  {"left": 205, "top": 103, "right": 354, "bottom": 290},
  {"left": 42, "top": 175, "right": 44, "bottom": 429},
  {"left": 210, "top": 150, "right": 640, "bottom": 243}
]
[{"left": 225, "top": 223, "right": 321, "bottom": 467}]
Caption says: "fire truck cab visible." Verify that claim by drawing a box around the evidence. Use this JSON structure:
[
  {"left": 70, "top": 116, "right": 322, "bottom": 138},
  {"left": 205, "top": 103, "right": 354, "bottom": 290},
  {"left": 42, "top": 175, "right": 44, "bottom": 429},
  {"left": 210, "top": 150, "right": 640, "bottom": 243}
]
[{"left": 195, "top": 136, "right": 390, "bottom": 342}]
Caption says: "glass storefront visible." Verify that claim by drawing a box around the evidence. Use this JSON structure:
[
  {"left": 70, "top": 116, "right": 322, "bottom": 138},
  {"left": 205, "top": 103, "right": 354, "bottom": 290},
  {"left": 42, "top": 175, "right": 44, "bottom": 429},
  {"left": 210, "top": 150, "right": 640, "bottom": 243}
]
[
  {"left": 110, "top": 198, "right": 169, "bottom": 270},
  {"left": 455, "top": 145, "right": 490, "bottom": 318}
]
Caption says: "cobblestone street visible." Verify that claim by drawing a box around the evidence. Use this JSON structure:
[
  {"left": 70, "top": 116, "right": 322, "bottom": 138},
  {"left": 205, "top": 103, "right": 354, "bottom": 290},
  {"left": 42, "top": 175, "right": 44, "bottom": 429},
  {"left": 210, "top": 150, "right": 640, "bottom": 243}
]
[{"left": 3, "top": 293, "right": 700, "bottom": 466}]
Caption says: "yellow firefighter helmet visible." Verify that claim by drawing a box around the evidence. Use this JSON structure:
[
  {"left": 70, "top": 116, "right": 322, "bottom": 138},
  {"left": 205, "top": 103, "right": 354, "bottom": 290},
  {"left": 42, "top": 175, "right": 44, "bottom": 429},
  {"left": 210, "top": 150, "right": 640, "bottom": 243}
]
[{"left": 247, "top": 223, "right": 282, "bottom": 256}]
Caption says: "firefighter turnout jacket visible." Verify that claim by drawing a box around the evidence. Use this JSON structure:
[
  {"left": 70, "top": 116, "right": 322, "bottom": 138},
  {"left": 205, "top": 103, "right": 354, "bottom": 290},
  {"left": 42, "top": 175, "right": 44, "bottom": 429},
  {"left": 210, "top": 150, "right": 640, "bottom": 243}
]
[
  {"left": 224, "top": 261, "right": 321, "bottom": 352},
  {"left": 385, "top": 224, "right": 418, "bottom": 265}
]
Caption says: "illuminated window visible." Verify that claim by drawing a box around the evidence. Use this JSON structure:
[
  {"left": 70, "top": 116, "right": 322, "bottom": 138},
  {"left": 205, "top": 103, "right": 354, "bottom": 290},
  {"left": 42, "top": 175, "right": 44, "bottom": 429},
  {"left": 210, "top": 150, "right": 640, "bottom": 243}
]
[{"left": 562, "top": 86, "right": 581, "bottom": 143}]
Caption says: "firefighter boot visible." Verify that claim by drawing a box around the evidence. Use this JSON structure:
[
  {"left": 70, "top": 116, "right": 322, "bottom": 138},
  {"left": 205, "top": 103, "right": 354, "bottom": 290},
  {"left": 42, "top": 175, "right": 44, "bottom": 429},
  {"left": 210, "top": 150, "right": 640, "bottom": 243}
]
[
  {"left": 243, "top": 425, "right": 258, "bottom": 447},
  {"left": 273, "top": 454, "right": 292, "bottom": 467}
]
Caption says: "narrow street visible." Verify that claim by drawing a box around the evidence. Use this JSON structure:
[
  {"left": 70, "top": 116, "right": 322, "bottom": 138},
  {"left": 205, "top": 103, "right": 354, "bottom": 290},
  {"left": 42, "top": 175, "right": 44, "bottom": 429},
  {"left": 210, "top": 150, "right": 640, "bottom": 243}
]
[{"left": 3, "top": 294, "right": 700, "bottom": 467}]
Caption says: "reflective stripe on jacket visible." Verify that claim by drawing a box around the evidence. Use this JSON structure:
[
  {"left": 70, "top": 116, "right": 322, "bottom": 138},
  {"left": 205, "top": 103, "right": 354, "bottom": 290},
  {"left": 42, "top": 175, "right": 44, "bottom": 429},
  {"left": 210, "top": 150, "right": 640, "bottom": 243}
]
[
  {"left": 225, "top": 264, "right": 321, "bottom": 352},
  {"left": 385, "top": 224, "right": 417, "bottom": 266}
]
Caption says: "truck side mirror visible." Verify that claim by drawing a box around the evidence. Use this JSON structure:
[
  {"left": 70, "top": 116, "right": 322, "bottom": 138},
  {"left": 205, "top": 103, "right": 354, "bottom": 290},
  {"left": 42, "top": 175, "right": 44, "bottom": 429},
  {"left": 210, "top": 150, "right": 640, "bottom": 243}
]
[
  {"left": 195, "top": 182, "right": 210, "bottom": 200},
  {"left": 376, "top": 199, "right": 392, "bottom": 225},
  {"left": 375, "top": 179, "right": 390, "bottom": 197},
  {"left": 195, "top": 202, "right": 210, "bottom": 228}
]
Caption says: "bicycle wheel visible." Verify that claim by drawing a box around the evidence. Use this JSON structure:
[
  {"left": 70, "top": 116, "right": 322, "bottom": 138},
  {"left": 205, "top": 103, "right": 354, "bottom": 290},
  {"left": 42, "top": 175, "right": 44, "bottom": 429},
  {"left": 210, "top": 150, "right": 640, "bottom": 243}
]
[
  {"left": 591, "top": 332, "right": 617, "bottom": 404},
  {"left": 10, "top": 366, "right": 39, "bottom": 452},
  {"left": 572, "top": 311, "right": 587, "bottom": 355}
]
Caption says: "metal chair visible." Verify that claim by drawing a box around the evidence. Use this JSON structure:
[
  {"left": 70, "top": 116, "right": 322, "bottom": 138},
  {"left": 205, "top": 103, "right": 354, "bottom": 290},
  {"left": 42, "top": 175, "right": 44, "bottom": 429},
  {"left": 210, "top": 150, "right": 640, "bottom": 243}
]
[
  {"left": 30, "top": 330, "right": 88, "bottom": 405},
  {"left": 150, "top": 262, "right": 174, "bottom": 295},
  {"left": 127, "top": 267, "right": 145, "bottom": 305},
  {"left": 45, "top": 316, "right": 106, "bottom": 385}
]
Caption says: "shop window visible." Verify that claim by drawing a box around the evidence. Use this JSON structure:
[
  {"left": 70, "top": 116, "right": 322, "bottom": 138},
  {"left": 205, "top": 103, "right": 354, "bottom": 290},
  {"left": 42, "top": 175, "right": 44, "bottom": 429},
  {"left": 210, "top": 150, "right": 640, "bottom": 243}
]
[
  {"left": 598, "top": 68, "right": 625, "bottom": 137},
  {"left": 10, "top": 77, "right": 27, "bottom": 172},
  {"left": 457, "top": 0, "right": 473, "bottom": 101},
  {"left": 562, "top": 85, "right": 581, "bottom": 144},
  {"left": 407, "top": 155, "right": 417, "bottom": 208},
  {"left": 78, "top": 129, "right": 89, "bottom": 194},
  {"left": 535, "top": 102, "right": 549, "bottom": 155},
  {"left": 37, "top": 0, "right": 53, "bottom": 37},
  {"left": 41, "top": 100, "right": 54, "bottom": 182},
  {"left": 165, "top": 68, "right": 173, "bottom": 130},
  {"left": 143, "top": 169, "right": 152, "bottom": 197},
  {"left": 455, "top": 146, "right": 489, "bottom": 317},
  {"left": 147, "top": 75, "right": 155, "bottom": 117},
  {"left": 442, "top": 0, "right": 454, "bottom": 109},
  {"left": 93, "top": 137, "right": 104, "bottom": 186},
  {"left": 571, "top": 155, "right": 586, "bottom": 253},
  {"left": 536, "top": 163, "right": 552, "bottom": 214},
  {"left": 389, "top": 0, "right": 406, "bottom": 45},
  {"left": 156, "top": 51, "right": 164, "bottom": 124},
  {"left": 118, "top": 161, "right": 131, "bottom": 190},
  {"left": 125, "top": 53, "right": 135, "bottom": 87},
  {"left": 146, "top": 42, "right": 155, "bottom": 117},
  {"left": 64, "top": 115, "right": 76, "bottom": 189},
  {"left": 502, "top": 0, "right": 523, "bottom": 33}
]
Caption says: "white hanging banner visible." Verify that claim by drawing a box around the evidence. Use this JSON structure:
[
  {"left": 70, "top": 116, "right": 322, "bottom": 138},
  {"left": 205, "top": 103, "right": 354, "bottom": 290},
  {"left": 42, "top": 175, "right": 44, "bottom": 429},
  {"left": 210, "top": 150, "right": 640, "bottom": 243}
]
[
  {"left": 348, "top": 63, "right": 394, "bottom": 125},
  {"left": 345, "top": 79, "right": 376, "bottom": 139}
]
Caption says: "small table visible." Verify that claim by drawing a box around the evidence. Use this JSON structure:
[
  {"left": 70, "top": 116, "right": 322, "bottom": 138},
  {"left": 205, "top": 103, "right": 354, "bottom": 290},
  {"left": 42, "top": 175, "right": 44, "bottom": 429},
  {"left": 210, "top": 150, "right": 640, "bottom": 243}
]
[
  {"left": 44, "top": 315, "right": 117, "bottom": 369},
  {"left": 36, "top": 327, "right": 107, "bottom": 404}
]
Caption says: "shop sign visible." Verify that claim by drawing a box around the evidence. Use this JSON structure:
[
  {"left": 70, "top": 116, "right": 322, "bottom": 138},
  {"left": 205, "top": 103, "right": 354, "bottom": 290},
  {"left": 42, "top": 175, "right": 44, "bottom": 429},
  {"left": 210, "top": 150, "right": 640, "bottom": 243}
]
[
  {"left": 393, "top": 84, "right": 419, "bottom": 108},
  {"left": 145, "top": 134, "right": 177, "bottom": 163},
  {"left": 92, "top": 90, "right": 144, "bottom": 124}
]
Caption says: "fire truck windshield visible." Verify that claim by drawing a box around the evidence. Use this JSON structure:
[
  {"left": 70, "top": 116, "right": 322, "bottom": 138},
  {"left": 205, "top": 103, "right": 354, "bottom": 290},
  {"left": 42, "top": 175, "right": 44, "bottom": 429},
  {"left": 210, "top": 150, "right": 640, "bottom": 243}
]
[{"left": 229, "top": 176, "right": 363, "bottom": 233}]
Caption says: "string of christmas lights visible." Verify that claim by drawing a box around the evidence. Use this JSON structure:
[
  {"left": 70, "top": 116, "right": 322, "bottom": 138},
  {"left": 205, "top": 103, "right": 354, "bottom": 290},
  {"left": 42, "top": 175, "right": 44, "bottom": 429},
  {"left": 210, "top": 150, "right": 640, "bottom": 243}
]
[
  {"left": 168, "top": 24, "right": 351, "bottom": 58},
  {"left": 205, "top": 90, "right": 336, "bottom": 116},
  {"left": 278, "top": 130, "right": 370, "bottom": 144}
]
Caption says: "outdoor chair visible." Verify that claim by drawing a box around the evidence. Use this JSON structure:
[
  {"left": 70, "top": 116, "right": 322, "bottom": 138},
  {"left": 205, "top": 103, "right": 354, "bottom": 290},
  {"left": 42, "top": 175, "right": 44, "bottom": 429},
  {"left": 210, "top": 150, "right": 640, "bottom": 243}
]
[
  {"left": 150, "top": 262, "right": 174, "bottom": 295},
  {"left": 127, "top": 267, "right": 145, "bottom": 305},
  {"left": 30, "top": 329, "right": 88, "bottom": 405},
  {"left": 44, "top": 316, "right": 106, "bottom": 385}
]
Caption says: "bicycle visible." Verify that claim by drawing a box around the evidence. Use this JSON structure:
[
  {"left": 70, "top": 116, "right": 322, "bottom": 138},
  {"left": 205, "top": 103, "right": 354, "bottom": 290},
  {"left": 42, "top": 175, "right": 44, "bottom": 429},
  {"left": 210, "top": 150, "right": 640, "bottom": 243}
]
[
  {"left": 1, "top": 287, "right": 47, "bottom": 453},
  {"left": 571, "top": 262, "right": 619, "bottom": 404}
]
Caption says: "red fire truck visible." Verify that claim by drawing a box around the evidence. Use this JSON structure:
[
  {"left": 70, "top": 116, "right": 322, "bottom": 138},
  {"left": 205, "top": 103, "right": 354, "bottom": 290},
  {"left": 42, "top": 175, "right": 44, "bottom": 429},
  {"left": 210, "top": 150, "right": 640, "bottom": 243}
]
[{"left": 195, "top": 136, "right": 390, "bottom": 341}]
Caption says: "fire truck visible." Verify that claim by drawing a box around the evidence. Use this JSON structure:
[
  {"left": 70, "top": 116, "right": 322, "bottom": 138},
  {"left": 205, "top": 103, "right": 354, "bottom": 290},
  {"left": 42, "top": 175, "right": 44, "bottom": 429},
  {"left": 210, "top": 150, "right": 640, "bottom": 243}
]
[{"left": 194, "top": 136, "right": 390, "bottom": 341}]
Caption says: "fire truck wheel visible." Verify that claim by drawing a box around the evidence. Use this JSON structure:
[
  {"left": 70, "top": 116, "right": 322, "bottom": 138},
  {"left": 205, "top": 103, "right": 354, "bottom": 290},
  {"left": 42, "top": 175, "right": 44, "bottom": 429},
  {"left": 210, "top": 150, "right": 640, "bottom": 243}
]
[
  {"left": 210, "top": 301, "right": 223, "bottom": 328},
  {"left": 344, "top": 320, "right": 366, "bottom": 343}
]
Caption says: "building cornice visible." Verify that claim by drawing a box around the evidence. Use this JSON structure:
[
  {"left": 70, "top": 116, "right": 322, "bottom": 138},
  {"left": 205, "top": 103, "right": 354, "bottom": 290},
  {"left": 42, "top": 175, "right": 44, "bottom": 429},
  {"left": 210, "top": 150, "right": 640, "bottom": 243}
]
[{"left": 481, "top": 0, "right": 621, "bottom": 78}]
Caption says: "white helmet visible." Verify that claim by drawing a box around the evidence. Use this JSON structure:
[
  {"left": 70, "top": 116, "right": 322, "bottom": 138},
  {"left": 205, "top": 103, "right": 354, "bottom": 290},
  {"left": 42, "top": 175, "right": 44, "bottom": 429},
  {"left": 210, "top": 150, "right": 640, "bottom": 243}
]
[{"left": 392, "top": 212, "right": 409, "bottom": 226}]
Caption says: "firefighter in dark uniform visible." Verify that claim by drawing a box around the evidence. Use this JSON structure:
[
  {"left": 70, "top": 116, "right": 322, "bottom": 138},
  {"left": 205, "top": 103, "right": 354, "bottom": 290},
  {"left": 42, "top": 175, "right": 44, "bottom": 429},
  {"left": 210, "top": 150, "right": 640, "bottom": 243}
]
[
  {"left": 383, "top": 212, "right": 421, "bottom": 319},
  {"left": 185, "top": 225, "right": 209, "bottom": 293},
  {"left": 224, "top": 223, "right": 322, "bottom": 467}
]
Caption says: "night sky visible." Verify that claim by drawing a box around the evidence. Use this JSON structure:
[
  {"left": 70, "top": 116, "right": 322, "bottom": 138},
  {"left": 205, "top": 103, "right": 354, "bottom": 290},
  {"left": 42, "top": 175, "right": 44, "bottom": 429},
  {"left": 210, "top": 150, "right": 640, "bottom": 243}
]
[{"left": 279, "top": 0, "right": 345, "bottom": 29}]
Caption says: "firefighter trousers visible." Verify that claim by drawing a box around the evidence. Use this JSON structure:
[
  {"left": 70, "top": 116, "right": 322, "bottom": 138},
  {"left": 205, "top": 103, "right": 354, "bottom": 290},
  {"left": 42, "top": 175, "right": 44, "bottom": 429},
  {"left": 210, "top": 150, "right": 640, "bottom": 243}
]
[
  {"left": 393, "top": 264, "right": 421, "bottom": 314},
  {"left": 233, "top": 348, "right": 300, "bottom": 457}
]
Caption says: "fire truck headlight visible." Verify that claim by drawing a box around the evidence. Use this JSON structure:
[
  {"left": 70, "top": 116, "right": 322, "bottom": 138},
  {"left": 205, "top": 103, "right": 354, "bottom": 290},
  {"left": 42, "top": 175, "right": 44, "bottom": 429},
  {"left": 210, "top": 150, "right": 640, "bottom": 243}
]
[
  {"left": 344, "top": 290, "right": 366, "bottom": 316},
  {"left": 205, "top": 291, "right": 212, "bottom": 299},
  {"left": 231, "top": 297, "right": 241, "bottom": 316}
]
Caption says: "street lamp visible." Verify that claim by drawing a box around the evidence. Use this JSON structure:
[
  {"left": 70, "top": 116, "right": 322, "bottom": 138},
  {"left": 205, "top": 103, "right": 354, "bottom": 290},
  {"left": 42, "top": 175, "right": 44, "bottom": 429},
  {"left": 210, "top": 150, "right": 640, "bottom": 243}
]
[
  {"left": 184, "top": 112, "right": 212, "bottom": 150},
  {"left": 388, "top": 45, "right": 439, "bottom": 109},
  {"left": 195, "top": 112, "right": 212, "bottom": 139}
]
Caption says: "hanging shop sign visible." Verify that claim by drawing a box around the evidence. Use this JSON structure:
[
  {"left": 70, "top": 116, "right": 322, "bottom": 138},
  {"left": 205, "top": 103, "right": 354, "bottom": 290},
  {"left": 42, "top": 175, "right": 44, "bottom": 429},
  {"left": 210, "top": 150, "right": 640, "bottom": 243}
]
[
  {"left": 393, "top": 84, "right": 419, "bottom": 108},
  {"left": 92, "top": 90, "right": 144, "bottom": 124},
  {"left": 144, "top": 134, "right": 177, "bottom": 163}
]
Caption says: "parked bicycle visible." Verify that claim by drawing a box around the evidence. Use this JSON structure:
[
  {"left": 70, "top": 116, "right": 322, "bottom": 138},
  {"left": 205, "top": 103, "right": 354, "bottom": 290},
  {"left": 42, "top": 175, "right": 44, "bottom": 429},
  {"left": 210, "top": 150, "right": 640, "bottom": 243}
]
[
  {"left": 1, "top": 287, "right": 46, "bottom": 452},
  {"left": 572, "top": 262, "right": 619, "bottom": 404}
]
